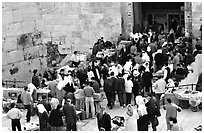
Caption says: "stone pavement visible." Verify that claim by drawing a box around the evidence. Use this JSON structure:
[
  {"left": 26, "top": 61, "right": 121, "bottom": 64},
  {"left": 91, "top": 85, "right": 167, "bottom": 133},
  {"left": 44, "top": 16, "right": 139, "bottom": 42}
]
[{"left": 2, "top": 98, "right": 202, "bottom": 131}]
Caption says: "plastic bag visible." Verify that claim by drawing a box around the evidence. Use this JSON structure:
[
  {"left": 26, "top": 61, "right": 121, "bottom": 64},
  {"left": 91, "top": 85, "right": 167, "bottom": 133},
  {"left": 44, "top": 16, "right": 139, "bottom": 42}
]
[{"left": 76, "top": 120, "right": 82, "bottom": 131}]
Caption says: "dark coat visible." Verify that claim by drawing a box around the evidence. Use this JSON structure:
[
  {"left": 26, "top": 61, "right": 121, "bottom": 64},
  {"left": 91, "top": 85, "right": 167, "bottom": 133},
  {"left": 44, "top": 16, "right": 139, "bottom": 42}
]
[
  {"left": 115, "top": 78, "right": 125, "bottom": 93},
  {"left": 32, "top": 75, "right": 40, "bottom": 88},
  {"left": 91, "top": 80, "right": 100, "bottom": 93},
  {"left": 37, "top": 111, "right": 49, "bottom": 131},
  {"left": 49, "top": 109, "right": 64, "bottom": 127},
  {"left": 132, "top": 79, "right": 142, "bottom": 96},
  {"left": 97, "top": 112, "right": 112, "bottom": 131},
  {"left": 63, "top": 103, "right": 77, "bottom": 124},
  {"left": 104, "top": 78, "right": 114, "bottom": 93},
  {"left": 142, "top": 71, "right": 153, "bottom": 87},
  {"left": 101, "top": 67, "right": 109, "bottom": 80},
  {"left": 137, "top": 115, "right": 149, "bottom": 131},
  {"left": 145, "top": 97, "right": 160, "bottom": 119}
]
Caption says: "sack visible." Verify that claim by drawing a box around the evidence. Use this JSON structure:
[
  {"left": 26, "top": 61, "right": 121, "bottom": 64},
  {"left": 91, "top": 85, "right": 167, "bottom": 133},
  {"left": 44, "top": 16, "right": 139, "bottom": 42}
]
[
  {"left": 112, "top": 116, "right": 124, "bottom": 126},
  {"left": 76, "top": 121, "right": 82, "bottom": 131},
  {"left": 153, "top": 117, "right": 159, "bottom": 127}
]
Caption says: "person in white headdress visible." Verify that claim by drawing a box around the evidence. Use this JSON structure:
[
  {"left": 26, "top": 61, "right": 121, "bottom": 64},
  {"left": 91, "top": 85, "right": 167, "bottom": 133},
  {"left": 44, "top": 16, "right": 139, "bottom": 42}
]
[
  {"left": 124, "top": 104, "right": 139, "bottom": 131},
  {"left": 37, "top": 104, "right": 49, "bottom": 131},
  {"left": 135, "top": 95, "right": 149, "bottom": 131}
]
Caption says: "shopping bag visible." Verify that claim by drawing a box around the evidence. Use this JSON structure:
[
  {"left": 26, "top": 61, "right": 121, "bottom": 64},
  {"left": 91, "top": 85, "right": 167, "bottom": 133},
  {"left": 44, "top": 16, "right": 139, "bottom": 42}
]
[
  {"left": 153, "top": 117, "right": 159, "bottom": 126},
  {"left": 76, "top": 120, "right": 82, "bottom": 131}
]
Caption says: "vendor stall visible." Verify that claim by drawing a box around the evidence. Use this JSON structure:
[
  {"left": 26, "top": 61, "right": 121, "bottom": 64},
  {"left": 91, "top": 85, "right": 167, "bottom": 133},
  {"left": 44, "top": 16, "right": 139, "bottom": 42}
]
[{"left": 166, "top": 84, "right": 202, "bottom": 111}]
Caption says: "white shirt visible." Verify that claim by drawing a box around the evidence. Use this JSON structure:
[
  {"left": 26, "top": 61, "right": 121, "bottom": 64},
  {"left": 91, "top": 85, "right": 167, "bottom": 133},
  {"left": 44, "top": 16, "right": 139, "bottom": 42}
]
[
  {"left": 70, "top": 54, "right": 78, "bottom": 62},
  {"left": 87, "top": 71, "right": 94, "bottom": 81},
  {"left": 6, "top": 108, "right": 23, "bottom": 119},
  {"left": 125, "top": 80, "right": 133, "bottom": 93},
  {"left": 123, "top": 61, "right": 132, "bottom": 74},
  {"left": 153, "top": 78, "right": 166, "bottom": 94},
  {"left": 116, "top": 64, "right": 123, "bottom": 74}
]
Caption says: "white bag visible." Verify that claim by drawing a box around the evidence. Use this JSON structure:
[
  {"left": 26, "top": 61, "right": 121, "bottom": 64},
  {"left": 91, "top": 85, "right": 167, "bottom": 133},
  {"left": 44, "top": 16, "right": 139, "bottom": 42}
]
[{"left": 76, "top": 120, "right": 82, "bottom": 131}]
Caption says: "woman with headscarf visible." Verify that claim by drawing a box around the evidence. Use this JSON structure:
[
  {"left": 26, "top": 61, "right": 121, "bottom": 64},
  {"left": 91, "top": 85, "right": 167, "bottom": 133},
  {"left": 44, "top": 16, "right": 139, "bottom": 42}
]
[
  {"left": 37, "top": 104, "right": 49, "bottom": 131},
  {"left": 124, "top": 104, "right": 139, "bottom": 131},
  {"left": 136, "top": 95, "right": 149, "bottom": 131}
]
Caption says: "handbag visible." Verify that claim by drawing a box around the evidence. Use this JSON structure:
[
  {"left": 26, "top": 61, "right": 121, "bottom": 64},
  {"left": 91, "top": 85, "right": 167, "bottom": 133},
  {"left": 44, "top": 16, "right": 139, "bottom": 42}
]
[{"left": 153, "top": 117, "right": 159, "bottom": 127}]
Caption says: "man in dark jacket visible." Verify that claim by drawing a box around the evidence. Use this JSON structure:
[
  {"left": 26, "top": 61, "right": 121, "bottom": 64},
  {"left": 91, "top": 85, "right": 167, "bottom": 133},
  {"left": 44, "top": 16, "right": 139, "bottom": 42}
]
[
  {"left": 91, "top": 77, "right": 100, "bottom": 93},
  {"left": 104, "top": 75, "right": 114, "bottom": 109},
  {"left": 38, "top": 95, "right": 51, "bottom": 114},
  {"left": 145, "top": 92, "right": 161, "bottom": 131},
  {"left": 49, "top": 104, "right": 64, "bottom": 131},
  {"left": 115, "top": 73, "right": 126, "bottom": 107},
  {"left": 109, "top": 72, "right": 117, "bottom": 105},
  {"left": 32, "top": 69, "right": 40, "bottom": 88},
  {"left": 142, "top": 68, "right": 153, "bottom": 93},
  {"left": 63, "top": 98, "right": 78, "bottom": 131},
  {"left": 96, "top": 106, "right": 112, "bottom": 131}
]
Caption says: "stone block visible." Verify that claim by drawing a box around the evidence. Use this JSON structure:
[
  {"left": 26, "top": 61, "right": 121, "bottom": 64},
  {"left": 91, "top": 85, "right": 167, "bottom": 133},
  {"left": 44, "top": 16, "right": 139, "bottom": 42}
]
[
  {"left": 23, "top": 46, "right": 40, "bottom": 60},
  {"left": 72, "top": 31, "right": 82, "bottom": 38},
  {"left": 22, "top": 7, "right": 39, "bottom": 21},
  {"left": 67, "top": 14, "right": 79, "bottom": 20},
  {"left": 2, "top": 36, "right": 18, "bottom": 51},
  {"left": 58, "top": 45, "right": 72, "bottom": 55},
  {"left": 43, "top": 14, "right": 54, "bottom": 25},
  {"left": 13, "top": 9, "right": 23, "bottom": 23},
  {"left": 6, "top": 23, "right": 23, "bottom": 37},
  {"left": 2, "top": 52, "right": 8, "bottom": 66},
  {"left": 2, "top": 11, "right": 13, "bottom": 25},
  {"left": 22, "top": 21, "right": 35, "bottom": 33},
  {"left": 2, "top": 25, "right": 7, "bottom": 37},
  {"left": 5, "top": 50, "right": 24, "bottom": 64},
  {"left": 35, "top": 19, "right": 44, "bottom": 31},
  {"left": 52, "top": 25, "right": 68, "bottom": 32},
  {"left": 44, "top": 25, "right": 53, "bottom": 32}
]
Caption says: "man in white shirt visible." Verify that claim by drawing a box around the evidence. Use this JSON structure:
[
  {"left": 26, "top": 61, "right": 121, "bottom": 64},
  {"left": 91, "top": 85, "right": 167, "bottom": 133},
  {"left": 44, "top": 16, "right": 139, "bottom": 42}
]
[
  {"left": 125, "top": 76, "right": 133, "bottom": 105},
  {"left": 153, "top": 76, "right": 166, "bottom": 109},
  {"left": 6, "top": 102, "right": 23, "bottom": 131},
  {"left": 70, "top": 51, "right": 80, "bottom": 67}
]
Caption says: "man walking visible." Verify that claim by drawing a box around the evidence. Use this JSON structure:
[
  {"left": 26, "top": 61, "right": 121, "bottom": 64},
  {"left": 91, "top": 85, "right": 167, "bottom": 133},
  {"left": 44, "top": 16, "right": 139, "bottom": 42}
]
[
  {"left": 21, "top": 86, "right": 33, "bottom": 122},
  {"left": 164, "top": 98, "right": 182, "bottom": 131},
  {"left": 83, "top": 81, "right": 96, "bottom": 118},
  {"left": 153, "top": 75, "right": 166, "bottom": 108},
  {"left": 115, "top": 73, "right": 126, "bottom": 107},
  {"left": 63, "top": 98, "right": 78, "bottom": 131}
]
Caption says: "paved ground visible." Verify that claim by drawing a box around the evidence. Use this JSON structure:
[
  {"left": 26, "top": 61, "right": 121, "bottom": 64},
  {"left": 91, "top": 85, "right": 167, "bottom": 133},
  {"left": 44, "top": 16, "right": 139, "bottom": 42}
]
[{"left": 2, "top": 97, "right": 202, "bottom": 131}]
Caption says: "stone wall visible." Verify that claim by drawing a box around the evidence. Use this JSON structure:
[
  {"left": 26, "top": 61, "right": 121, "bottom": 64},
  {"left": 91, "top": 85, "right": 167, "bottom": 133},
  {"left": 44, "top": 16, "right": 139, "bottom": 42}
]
[
  {"left": 192, "top": 2, "right": 202, "bottom": 39},
  {"left": 2, "top": 2, "right": 122, "bottom": 85}
]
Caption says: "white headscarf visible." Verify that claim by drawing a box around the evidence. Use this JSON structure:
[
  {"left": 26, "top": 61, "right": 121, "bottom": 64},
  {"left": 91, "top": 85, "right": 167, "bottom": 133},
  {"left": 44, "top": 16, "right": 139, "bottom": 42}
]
[
  {"left": 136, "top": 95, "right": 147, "bottom": 116},
  {"left": 37, "top": 104, "right": 47, "bottom": 114}
]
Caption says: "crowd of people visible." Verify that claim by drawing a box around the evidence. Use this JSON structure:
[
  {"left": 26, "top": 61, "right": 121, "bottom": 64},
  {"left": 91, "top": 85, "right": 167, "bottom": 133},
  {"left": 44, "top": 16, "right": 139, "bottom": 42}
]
[{"left": 5, "top": 23, "right": 202, "bottom": 131}]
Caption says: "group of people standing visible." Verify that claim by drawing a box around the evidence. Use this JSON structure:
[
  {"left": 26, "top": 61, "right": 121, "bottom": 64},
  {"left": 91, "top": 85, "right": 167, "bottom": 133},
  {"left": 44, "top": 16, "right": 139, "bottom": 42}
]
[{"left": 5, "top": 21, "right": 201, "bottom": 131}]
